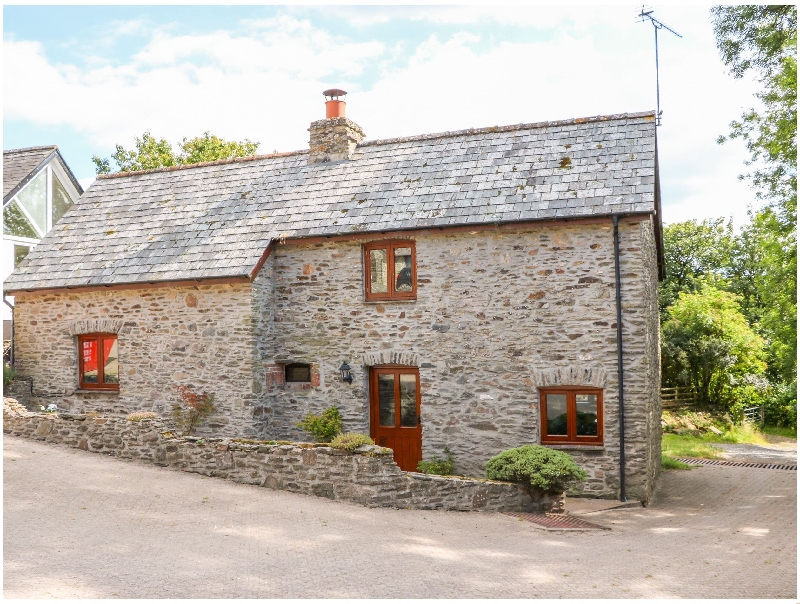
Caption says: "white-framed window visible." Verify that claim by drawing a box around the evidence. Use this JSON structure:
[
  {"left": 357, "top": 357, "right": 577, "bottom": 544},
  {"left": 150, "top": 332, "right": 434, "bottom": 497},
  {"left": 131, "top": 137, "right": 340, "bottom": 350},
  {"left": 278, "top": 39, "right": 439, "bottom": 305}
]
[
  {"left": 3, "top": 162, "right": 78, "bottom": 269},
  {"left": 3, "top": 164, "right": 74, "bottom": 241}
]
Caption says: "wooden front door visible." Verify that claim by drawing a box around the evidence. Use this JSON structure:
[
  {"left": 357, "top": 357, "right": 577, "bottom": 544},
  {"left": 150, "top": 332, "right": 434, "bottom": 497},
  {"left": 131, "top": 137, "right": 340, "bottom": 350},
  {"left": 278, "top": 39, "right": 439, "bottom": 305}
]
[{"left": 369, "top": 366, "right": 422, "bottom": 472}]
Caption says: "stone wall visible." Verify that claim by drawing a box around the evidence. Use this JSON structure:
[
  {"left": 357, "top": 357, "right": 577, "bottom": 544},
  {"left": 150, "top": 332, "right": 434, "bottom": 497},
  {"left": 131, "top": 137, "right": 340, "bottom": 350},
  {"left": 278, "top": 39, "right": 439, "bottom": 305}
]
[
  {"left": 12, "top": 283, "right": 263, "bottom": 438},
  {"left": 3, "top": 400, "right": 538, "bottom": 513},
  {"left": 259, "top": 220, "right": 660, "bottom": 499}
]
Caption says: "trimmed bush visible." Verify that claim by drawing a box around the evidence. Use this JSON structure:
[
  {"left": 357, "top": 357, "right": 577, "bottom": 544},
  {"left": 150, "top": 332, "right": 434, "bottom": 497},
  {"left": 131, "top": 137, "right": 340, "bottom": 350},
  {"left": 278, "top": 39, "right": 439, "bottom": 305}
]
[
  {"left": 296, "top": 406, "right": 342, "bottom": 442},
  {"left": 417, "top": 447, "right": 456, "bottom": 475},
  {"left": 485, "top": 445, "right": 587, "bottom": 493},
  {"left": 330, "top": 432, "right": 374, "bottom": 451}
]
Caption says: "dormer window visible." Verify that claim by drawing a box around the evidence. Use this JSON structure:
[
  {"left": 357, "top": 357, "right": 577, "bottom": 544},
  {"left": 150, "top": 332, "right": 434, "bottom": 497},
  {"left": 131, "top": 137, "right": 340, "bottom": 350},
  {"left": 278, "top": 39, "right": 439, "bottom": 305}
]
[{"left": 364, "top": 241, "right": 416, "bottom": 301}]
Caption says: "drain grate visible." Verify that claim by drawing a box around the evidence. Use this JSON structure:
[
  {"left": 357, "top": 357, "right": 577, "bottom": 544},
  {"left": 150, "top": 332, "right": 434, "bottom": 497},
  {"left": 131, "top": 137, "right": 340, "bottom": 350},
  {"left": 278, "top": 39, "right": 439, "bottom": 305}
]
[
  {"left": 674, "top": 458, "right": 796, "bottom": 471},
  {"left": 503, "top": 512, "right": 610, "bottom": 531}
]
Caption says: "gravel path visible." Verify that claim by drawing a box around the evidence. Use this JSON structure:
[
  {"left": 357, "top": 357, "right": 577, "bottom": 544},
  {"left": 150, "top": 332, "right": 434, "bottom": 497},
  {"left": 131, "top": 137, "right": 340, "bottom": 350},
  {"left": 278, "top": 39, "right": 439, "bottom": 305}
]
[
  {"left": 4, "top": 436, "right": 796, "bottom": 599},
  {"left": 712, "top": 438, "right": 797, "bottom": 465}
]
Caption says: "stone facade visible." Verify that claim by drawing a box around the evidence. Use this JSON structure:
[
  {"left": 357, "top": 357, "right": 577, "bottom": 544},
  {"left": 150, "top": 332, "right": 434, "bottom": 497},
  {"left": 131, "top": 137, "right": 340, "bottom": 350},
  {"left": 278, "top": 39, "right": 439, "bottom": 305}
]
[
  {"left": 10, "top": 219, "right": 661, "bottom": 500},
  {"left": 255, "top": 220, "right": 661, "bottom": 500},
  {"left": 3, "top": 400, "right": 540, "bottom": 513},
  {"left": 11, "top": 283, "right": 264, "bottom": 437}
]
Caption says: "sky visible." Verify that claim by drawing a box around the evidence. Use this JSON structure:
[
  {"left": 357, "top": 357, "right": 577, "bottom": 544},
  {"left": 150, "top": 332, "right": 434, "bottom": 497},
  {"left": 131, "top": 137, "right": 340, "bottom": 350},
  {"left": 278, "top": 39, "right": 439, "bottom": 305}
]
[{"left": 3, "top": 4, "right": 765, "bottom": 227}]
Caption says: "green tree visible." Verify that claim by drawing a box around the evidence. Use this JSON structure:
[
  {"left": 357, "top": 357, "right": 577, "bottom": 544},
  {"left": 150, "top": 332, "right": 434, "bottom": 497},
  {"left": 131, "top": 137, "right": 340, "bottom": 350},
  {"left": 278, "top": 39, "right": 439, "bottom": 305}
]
[
  {"left": 712, "top": 6, "right": 797, "bottom": 384},
  {"left": 712, "top": 5, "right": 797, "bottom": 212},
  {"left": 662, "top": 286, "right": 767, "bottom": 408},
  {"left": 92, "top": 131, "right": 260, "bottom": 174},
  {"left": 660, "top": 219, "right": 734, "bottom": 317}
]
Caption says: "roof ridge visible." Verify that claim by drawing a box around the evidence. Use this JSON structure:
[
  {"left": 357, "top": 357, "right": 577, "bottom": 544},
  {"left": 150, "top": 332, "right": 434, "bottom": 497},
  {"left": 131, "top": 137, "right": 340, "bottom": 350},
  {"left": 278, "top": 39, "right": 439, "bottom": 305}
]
[
  {"left": 96, "top": 149, "right": 308, "bottom": 179},
  {"left": 93, "top": 110, "right": 655, "bottom": 179},
  {"left": 4, "top": 145, "right": 58, "bottom": 154},
  {"left": 358, "top": 111, "right": 656, "bottom": 148}
]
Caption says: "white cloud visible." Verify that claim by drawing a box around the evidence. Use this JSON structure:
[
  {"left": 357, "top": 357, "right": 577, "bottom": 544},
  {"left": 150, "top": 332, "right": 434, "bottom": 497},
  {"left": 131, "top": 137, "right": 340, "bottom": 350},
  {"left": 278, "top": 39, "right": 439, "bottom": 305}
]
[{"left": 4, "top": 7, "right": 764, "bottom": 225}]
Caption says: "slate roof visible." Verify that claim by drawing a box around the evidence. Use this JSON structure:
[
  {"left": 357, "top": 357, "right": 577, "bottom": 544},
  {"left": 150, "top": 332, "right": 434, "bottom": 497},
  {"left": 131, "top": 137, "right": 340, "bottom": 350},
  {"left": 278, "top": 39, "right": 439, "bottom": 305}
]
[
  {"left": 3, "top": 145, "right": 84, "bottom": 203},
  {"left": 4, "top": 112, "right": 659, "bottom": 293}
]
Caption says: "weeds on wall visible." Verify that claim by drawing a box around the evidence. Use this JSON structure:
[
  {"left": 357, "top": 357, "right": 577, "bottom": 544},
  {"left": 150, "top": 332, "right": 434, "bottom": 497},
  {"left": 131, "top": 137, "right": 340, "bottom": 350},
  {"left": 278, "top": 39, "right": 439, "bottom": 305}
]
[
  {"left": 296, "top": 406, "right": 342, "bottom": 442},
  {"left": 417, "top": 447, "right": 456, "bottom": 475},
  {"left": 330, "top": 432, "right": 374, "bottom": 451},
  {"left": 3, "top": 363, "right": 16, "bottom": 388},
  {"left": 171, "top": 385, "right": 216, "bottom": 436}
]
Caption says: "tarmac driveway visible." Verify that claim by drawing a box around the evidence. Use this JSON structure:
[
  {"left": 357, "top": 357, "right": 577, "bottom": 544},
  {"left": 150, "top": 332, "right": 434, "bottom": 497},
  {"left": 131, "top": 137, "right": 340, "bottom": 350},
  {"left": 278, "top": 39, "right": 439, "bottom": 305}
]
[{"left": 4, "top": 436, "right": 796, "bottom": 599}]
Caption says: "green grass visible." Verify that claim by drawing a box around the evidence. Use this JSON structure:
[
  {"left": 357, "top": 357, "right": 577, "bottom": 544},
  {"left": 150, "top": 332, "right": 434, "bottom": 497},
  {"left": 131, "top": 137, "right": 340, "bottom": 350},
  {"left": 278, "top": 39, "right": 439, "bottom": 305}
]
[
  {"left": 703, "top": 422, "right": 769, "bottom": 445},
  {"left": 761, "top": 425, "right": 797, "bottom": 439},
  {"left": 661, "top": 454, "right": 693, "bottom": 470},
  {"left": 662, "top": 433, "right": 723, "bottom": 459}
]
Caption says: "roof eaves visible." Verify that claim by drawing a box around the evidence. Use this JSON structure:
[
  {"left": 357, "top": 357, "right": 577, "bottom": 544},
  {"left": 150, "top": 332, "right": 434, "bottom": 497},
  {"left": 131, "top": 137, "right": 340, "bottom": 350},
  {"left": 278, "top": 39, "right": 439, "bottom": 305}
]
[{"left": 52, "top": 148, "right": 84, "bottom": 196}]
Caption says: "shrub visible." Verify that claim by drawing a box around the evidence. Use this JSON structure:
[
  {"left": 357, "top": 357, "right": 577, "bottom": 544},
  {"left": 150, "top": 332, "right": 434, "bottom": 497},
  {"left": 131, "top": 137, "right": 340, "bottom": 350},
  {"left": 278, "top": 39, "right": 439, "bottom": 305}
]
[
  {"left": 485, "top": 445, "right": 587, "bottom": 494},
  {"left": 171, "top": 385, "right": 216, "bottom": 436},
  {"left": 3, "top": 363, "right": 16, "bottom": 388},
  {"left": 763, "top": 380, "right": 797, "bottom": 428},
  {"left": 127, "top": 411, "right": 159, "bottom": 422},
  {"left": 296, "top": 406, "right": 342, "bottom": 442},
  {"left": 330, "top": 432, "right": 374, "bottom": 451},
  {"left": 417, "top": 447, "right": 456, "bottom": 475}
]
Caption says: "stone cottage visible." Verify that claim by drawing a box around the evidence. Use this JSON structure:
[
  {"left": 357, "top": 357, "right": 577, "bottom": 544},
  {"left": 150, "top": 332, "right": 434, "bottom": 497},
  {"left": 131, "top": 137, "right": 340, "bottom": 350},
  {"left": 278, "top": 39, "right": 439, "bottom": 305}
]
[{"left": 4, "top": 92, "right": 663, "bottom": 501}]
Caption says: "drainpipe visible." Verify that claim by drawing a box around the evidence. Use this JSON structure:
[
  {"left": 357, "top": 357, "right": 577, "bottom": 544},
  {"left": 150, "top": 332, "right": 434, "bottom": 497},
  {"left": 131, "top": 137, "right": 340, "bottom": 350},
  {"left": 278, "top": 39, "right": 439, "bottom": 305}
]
[
  {"left": 3, "top": 295, "right": 13, "bottom": 368},
  {"left": 613, "top": 215, "right": 627, "bottom": 502}
]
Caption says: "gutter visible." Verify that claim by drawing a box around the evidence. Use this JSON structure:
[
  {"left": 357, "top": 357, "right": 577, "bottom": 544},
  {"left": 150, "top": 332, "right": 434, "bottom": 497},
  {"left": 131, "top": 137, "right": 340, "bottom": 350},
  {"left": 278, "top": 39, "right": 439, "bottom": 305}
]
[{"left": 613, "top": 215, "right": 627, "bottom": 502}]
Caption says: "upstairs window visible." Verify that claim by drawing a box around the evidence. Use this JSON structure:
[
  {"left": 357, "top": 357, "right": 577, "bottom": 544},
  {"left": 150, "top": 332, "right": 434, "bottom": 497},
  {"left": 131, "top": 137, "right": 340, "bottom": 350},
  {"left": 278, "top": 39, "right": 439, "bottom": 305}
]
[
  {"left": 364, "top": 241, "right": 416, "bottom": 301},
  {"left": 540, "top": 388, "right": 603, "bottom": 445},
  {"left": 78, "top": 334, "right": 119, "bottom": 390}
]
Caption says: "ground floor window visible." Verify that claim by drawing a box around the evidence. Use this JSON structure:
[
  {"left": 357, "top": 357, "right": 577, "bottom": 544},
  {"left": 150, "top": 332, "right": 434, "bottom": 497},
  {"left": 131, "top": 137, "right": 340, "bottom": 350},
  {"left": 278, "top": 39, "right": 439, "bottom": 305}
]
[
  {"left": 540, "top": 387, "right": 603, "bottom": 444},
  {"left": 78, "top": 334, "right": 119, "bottom": 390}
]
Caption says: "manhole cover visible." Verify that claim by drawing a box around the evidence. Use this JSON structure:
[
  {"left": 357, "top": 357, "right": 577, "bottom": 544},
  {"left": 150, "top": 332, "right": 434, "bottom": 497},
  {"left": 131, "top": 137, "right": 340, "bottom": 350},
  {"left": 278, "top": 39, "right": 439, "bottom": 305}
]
[
  {"left": 674, "top": 458, "right": 796, "bottom": 471},
  {"left": 503, "top": 512, "right": 610, "bottom": 531}
]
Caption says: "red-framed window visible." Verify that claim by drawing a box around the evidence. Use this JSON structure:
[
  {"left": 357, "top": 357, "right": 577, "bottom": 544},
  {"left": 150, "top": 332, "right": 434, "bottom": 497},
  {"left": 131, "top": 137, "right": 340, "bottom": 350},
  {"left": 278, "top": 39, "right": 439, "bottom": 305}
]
[
  {"left": 540, "top": 388, "right": 603, "bottom": 445},
  {"left": 78, "top": 334, "right": 119, "bottom": 390},
  {"left": 364, "top": 241, "right": 417, "bottom": 301}
]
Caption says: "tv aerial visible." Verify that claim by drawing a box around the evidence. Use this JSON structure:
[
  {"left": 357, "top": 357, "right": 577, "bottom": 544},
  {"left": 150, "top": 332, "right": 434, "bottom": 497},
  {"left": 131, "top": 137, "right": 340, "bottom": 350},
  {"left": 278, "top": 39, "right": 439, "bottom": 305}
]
[{"left": 638, "top": 6, "right": 682, "bottom": 126}]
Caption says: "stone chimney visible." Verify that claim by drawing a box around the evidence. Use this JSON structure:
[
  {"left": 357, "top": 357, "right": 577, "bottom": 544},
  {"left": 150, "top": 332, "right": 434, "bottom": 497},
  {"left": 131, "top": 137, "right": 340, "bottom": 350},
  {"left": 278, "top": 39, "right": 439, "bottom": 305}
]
[{"left": 308, "top": 89, "right": 365, "bottom": 164}]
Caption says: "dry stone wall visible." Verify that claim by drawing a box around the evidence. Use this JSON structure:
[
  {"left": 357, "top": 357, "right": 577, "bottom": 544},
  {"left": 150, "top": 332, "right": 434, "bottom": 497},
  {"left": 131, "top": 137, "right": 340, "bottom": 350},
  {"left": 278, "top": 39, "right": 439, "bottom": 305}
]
[{"left": 3, "top": 400, "right": 538, "bottom": 513}]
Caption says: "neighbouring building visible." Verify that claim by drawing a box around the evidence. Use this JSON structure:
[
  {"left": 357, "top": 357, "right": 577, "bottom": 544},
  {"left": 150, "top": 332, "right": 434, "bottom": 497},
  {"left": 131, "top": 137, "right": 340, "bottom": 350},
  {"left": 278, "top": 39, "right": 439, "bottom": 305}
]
[
  {"left": 3, "top": 146, "right": 83, "bottom": 344},
  {"left": 4, "top": 91, "right": 663, "bottom": 501}
]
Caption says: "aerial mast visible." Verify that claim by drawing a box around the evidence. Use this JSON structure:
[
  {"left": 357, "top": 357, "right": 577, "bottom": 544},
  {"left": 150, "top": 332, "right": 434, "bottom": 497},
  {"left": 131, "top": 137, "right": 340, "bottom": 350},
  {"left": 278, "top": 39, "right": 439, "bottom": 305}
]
[{"left": 638, "top": 6, "right": 682, "bottom": 126}]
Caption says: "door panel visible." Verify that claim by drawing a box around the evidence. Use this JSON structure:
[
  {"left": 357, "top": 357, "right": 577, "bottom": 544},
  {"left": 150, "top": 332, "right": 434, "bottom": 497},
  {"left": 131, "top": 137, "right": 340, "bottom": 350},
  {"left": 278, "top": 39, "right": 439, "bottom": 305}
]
[{"left": 370, "top": 366, "right": 422, "bottom": 472}]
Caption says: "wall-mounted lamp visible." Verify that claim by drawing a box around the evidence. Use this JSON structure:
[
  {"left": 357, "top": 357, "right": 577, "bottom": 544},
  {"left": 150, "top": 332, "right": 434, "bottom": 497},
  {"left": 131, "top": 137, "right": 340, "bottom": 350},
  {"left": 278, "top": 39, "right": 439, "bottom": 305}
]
[{"left": 339, "top": 361, "right": 353, "bottom": 384}]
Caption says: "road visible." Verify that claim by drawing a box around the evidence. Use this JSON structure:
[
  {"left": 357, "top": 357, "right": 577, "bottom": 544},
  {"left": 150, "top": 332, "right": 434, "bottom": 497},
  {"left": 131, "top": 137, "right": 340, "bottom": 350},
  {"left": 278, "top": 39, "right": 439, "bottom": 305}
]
[{"left": 4, "top": 436, "right": 796, "bottom": 598}]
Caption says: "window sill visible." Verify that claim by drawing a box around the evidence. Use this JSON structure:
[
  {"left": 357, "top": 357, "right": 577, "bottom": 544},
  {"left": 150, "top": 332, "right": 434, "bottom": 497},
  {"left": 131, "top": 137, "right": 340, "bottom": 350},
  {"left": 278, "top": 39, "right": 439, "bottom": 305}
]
[
  {"left": 364, "top": 299, "right": 417, "bottom": 304},
  {"left": 74, "top": 389, "right": 120, "bottom": 395},
  {"left": 543, "top": 444, "right": 604, "bottom": 451}
]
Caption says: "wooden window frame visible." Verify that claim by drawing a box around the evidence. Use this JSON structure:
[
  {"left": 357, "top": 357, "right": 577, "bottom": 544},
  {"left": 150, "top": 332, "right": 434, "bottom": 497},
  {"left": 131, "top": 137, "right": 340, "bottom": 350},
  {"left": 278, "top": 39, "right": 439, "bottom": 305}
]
[
  {"left": 539, "top": 387, "right": 603, "bottom": 445},
  {"left": 363, "top": 240, "right": 417, "bottom": 302},
  {"left": 77, "top": 333, "right": 119, "bottom": 391}
]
